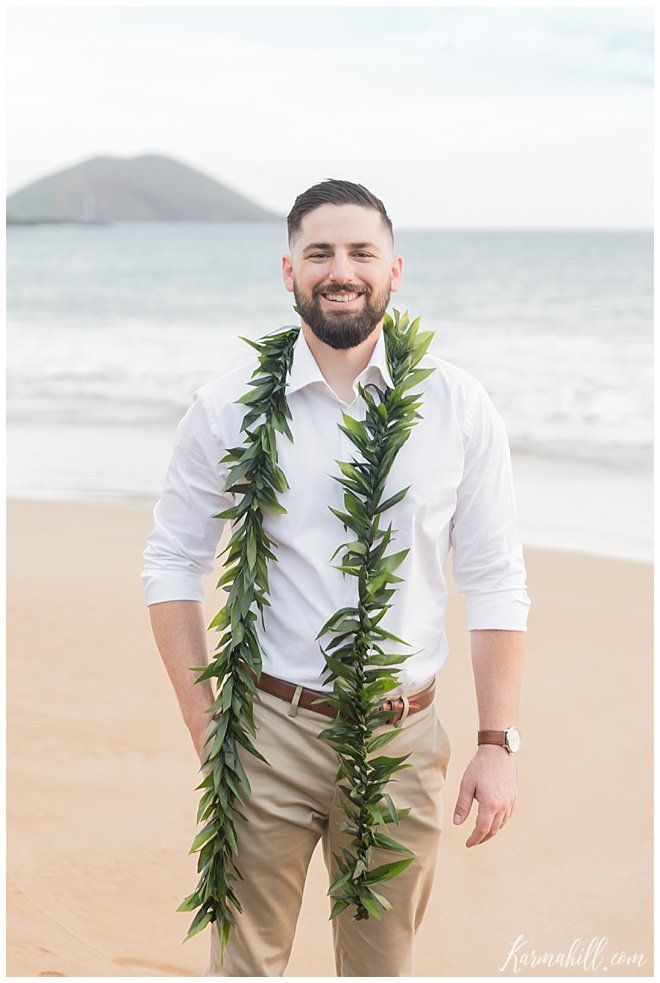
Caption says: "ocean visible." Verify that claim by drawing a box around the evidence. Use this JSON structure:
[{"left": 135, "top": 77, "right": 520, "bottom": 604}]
[{"left": 6, "top": 222, "right": 653, "bottom": 560}]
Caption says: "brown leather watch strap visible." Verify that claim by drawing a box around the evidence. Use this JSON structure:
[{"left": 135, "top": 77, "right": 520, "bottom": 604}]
[
  {"left": 253, "top": 670, "right": 436, "bottom": 726},
  {"left": 478, "top": 729, "right": 507, "bottom": 746}
]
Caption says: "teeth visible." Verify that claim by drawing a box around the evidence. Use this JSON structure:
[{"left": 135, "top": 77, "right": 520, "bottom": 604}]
[{"left": 324, "top": 293, "right": 359, "bottom": 302}]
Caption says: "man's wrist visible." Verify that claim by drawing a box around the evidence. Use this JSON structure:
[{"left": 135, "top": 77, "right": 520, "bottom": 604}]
[
  {"left": 185, "top": 702, "right": 216, "bottom": 734},
  {"left": 477, "top": 724, "right": 521, "bottom": 754}
]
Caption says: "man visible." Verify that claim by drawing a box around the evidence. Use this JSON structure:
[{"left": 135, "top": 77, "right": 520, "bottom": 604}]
[{"left": 141, "top": 179, "right": 531, "bottom": 976}]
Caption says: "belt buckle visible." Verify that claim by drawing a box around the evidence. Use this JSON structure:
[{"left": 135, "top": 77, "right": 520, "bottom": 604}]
[{"left": 383, "top": 694, "right": 410, "bottom": 728}]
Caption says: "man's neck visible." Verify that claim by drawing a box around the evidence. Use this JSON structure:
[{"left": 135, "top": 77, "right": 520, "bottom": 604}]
[{"left": 301, "top": 321, "right": 383, "bottom": 403}]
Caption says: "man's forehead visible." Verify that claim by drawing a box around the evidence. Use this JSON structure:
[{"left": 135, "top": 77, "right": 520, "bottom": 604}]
[{"left": 299, "top": 205, "right": 384, "bottom": 239}]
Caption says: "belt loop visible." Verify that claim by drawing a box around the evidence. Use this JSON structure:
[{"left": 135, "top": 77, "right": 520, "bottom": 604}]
[
  {"left": 394, "top": 694, "right": 410, "bottom": 728},
  {"left": 288, "top": 685, "right": 303, "bottom": 717}
]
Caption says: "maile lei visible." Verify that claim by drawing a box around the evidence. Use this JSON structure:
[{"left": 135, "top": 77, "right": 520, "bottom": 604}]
[{"left": 177, "top": 308, "right": 435, "bottom": 959}]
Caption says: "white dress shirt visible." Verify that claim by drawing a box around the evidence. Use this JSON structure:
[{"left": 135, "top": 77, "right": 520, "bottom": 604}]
[{"left": 141, "top": 325, "right": 531, "bottom": 695}]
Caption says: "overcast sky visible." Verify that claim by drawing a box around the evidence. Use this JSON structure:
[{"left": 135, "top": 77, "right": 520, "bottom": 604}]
[{"left": 7, "top": 4, "right": 653, "bottom": 228}]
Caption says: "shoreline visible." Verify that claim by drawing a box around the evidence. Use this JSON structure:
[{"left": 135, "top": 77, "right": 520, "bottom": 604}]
[
  {"left": 6, "top": 492, "right": 653, "bottom": 567},
  {"left": 7, "top": 416, "right": 652, "bottom": 562}
]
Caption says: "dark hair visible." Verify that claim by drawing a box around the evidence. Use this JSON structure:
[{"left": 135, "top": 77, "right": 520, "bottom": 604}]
[{"left": 287, "top": 178, "right": 394, "bottom": 252}]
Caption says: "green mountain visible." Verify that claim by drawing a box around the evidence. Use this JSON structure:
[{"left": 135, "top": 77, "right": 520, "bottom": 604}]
[{"left": 6, "top": 153, "right": 282, "bottom": 222}]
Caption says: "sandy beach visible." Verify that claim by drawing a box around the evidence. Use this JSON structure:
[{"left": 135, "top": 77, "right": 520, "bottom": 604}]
[{"left": 7, "top": 498, "right": 653, "bottom": 976}]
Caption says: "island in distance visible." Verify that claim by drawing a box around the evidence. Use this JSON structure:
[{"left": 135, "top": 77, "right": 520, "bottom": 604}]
[{"left": 6, "top": 152, "right": 283, "bottom": 224}]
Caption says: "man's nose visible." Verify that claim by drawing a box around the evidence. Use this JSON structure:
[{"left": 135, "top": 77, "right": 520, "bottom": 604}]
[{"left": 327, "top": 253, "right": 356, "bottom": 283}]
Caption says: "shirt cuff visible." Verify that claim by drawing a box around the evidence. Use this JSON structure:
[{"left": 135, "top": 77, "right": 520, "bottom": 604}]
[
  {"left": 466, "top": 588, "right": 531, "bottom": 631},
  {"left": 141, "top": 569, "right": 205, "bottom": 606}
]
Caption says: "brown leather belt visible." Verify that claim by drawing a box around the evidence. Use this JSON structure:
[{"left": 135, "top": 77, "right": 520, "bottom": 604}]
[{"left": 254, "top": 670, "right": 436, "bottom": 727}]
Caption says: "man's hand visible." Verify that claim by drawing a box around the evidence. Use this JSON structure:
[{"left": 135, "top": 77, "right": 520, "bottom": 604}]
[{"left": 452, "top": 745, "right": 517, "bottom": 847}]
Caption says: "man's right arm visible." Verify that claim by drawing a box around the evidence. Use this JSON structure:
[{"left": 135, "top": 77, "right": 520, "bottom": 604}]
[
  {"left": 148, "top": 600, "right": 215, "bottom": 758},
  {"left": 141, "top": 388, "right": 234, "bottom": 757}
]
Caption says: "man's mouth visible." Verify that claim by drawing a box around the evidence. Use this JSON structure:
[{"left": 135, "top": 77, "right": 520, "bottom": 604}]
[{"left": 320, "top": 291, "right": 364, "bottom": 306}]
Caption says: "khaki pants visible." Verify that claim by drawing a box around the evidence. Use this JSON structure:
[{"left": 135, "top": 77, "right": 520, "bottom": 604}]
[{"left": 199, "top": 679, "right": 451, "bottom": 977}]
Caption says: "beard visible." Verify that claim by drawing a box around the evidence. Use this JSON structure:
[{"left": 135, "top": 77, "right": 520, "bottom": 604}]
[{"left": 292, "top": 277, "right": 391, "bottom": 350}]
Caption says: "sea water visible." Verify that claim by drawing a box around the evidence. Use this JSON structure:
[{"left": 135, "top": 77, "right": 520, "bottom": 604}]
[{"left": 7, "top": 222, "right": 653, "bottom": 560}]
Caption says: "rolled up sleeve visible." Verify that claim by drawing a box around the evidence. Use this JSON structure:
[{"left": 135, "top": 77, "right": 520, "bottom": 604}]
[
  {"left": 140, "top": 388, "right": 234, "bottom": 606},
  {"left": 450, "top": 382, "right": 531, "bottom": 631}
]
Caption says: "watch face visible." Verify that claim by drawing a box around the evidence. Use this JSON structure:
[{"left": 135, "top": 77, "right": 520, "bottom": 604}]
[{"left": 505, "top": 726, "right": 521, "bottom": 752}]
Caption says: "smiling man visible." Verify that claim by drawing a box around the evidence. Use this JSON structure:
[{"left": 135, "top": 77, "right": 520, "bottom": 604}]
[
  {"left": 141, "top": 179, "right": 531, "bottom": 977},
  {"left": 291, "top": 206, "right": 396, "bottom": 350},
  {"left": 285, "top": 201, "right": 401, "bottom": 405}
]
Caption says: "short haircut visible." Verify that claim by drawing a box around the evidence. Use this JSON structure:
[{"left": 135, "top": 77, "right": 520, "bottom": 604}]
[{"left": 287, "top": 178, "right": 394, "bottom": 253}]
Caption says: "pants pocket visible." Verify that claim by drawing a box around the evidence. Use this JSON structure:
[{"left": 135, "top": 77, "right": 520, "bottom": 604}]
[{"left": 433, "top": 709, "right": 452, "bottom": 773}]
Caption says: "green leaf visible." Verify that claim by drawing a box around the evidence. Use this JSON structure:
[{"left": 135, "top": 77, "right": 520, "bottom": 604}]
[
  {"left": 399, "top": 366, "right": 435, "bottom": 393},
  {"left": 371, "top": 625, "right": 411, "bottom": 645},
  {"left": 366, "top": 729, "right": 402, "bottom": 754},
  {"left": 330, "top": 898, "right": 350, "bottom": 920},
  {"left": 208, "top": 607, "right": 230, "bottom": 631},
  {"left": 335, "top": 460, "right": 371, "bottom": 489},
  {"left": 375, "top": 486, "right": 410, "bottom": 514},
  {"left": 188, "top": 819, "right": 220, "bottom": 854},
  {"left": 366, "top": 803, "right": 386, "bottom": 826},
  {"left": 221, "top": 677, "right": 234, "bottom": 711},
  {"left": 246, "top": 528, "right": 257, "bottom": 570},
  {"left": 371, "top": 830, "right": 414, "bottom": 856},
  {"left": 351, "top": 858, "right": 367, "bottom": 880},
  {"left": 364, "top": 857, "right": 415, "bottom": 884},
  {"left": 176, "top": 891, "right": 201, "bottom": 912},
  {"left": 328, "top": 618, "right": 361, "bottom": 634},
  {"left": 327, "top": 870, "right": 352, "bottom": 896},
  {"left": 343, "top": 492, "right": 368, "bottom": 522},
  {"left": 378, "top": 549, "right": 409, "bottom": 575},
  {"left": 235, "top": 382, "right": 273, "bottom": 404},
  {"left": 315, "top": 606, "right": 359, "bottom": 638},
  {"left": 183, "top": 907, "right": 214, "bottom": 941},
  {"left": 330, "top": 539, "right": 367, "bottom": 561},
  {"left": 359, "top": 891, "right": 383, "bottom": 919},
  {"left": 330, "top": 563, "right": 362, "bottom": 577},
  {"left": 369, "top": 753, "right": 412, "bottom": 772},
  {"left": 328, "top": 505, "right": 357, "bottom": 529},
  {"left": 340, "top": 413, "right": 365, "bottom": 438}
]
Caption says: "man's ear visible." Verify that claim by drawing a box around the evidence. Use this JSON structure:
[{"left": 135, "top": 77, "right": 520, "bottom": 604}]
[
  {"left": 390, "top": 255, "right": 404, "bottom": 293},
  {"left": 282, "top": 254, "right": 294, "bottom": 292}
]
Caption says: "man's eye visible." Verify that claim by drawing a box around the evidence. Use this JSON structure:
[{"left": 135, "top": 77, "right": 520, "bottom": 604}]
[{"left": 309, "top": 252, "right": 372, "bottom": 258}]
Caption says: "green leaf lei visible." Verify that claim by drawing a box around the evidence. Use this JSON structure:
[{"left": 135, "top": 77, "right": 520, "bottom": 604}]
[{"left": 177, "top": 308, "right": 435, "bottom": 960}]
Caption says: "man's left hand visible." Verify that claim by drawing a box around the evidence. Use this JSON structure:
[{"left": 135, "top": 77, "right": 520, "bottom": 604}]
[{"left": 452, "top": 745, "right": 517, "bottom": 847}]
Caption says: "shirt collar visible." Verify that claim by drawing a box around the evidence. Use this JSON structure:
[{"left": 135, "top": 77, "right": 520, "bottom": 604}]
[{"left": 286, "top": 326, "right": 394, "bottom": 397}]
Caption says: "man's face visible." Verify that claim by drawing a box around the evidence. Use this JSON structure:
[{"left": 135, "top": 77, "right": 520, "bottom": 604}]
[{"left": 282, "top": 203, "right": 403, "bottom": 350}]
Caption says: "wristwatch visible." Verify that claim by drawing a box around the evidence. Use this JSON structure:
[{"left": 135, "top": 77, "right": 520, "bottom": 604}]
[{"left": 477, "top": 725, "right": 521, "bottom": 754}]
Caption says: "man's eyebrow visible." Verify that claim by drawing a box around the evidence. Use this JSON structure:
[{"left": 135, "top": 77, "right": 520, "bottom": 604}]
[{"left": 302, "top": 241, "right": 380, "bottom": 253}]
